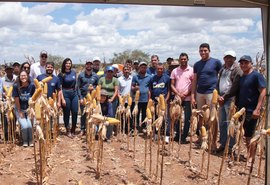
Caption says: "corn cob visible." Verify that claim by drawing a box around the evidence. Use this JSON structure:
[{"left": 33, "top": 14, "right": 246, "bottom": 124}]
[
  {"left": 9, "top": 111, "right": 14, "bottom": 120},
  {"left": 7, "top": 86, "right": 13, "bottom": 97},
  {"left": 128, "top": 96, "right": 132, "bottom": 106},
  {"left": 232, "top": 107, "right": 246, "bottom": 119},
  {"left": 34, "top": 79, "right": 41, "bottom": 89},
  {"left": 32, "top": 88, "right": 43, "bottom": 101},
  {"left": 83, "top": 98, "right": 87, "bottom": 105},
  {"left": 135, "top": 90, "right": 140, "bottom": 102},
  {"left": 52, "top": 92, "right": 57, "bottom": 102},
  {"left": 147, "top": 99, "right": 153, "bottom": 109},
  {"left": 3, "top": 85, "right": 8, "bottom": 93},
  {"left": 35, "top": 101, "right": 41, "bottom": 120},
  {"left": 266, "top": 128, "right": 270, "bottom": 135},
  {"left": 107, "top": 117, "right": 120, "bottom": 125},
  {"left": 92, "top": 99, "right": 97, "bottom": 109},
  {"left": 211, "top": 89, "right": 218, "bottom": 104},
  {"left": 41, "top": 76, "right": 53, "bottom": 83},
  {"left": 43, "top": 83, "right": 48, "bottom": 95},
  {"left": 201, "top": 126, "right": 207, "bottom": 137},
  {"left": 86, "top": 93, "right": 92, "bottom": 102},
  {"left": 91, "top": 89, "right": 96, "bottom": 99},
  {"left": 48, "top": 98, "right": 54, "bottom": 107},
  {"left": 146, "top": 108, "right": 152, "bottom": 119},
  {"left": 159, "top": 94, "right": 166, "bottom": 111},
  {"left": 96, "top": 85, "right": 101, "bottom": 101}
]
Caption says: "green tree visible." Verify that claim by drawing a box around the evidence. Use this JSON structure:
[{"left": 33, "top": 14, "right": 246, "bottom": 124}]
[
  {"left": 110, "top": 49, "right": 150, "bottom": 64},
  {"left": 47, "top": 54, "right": 64, "bottom": 70}
]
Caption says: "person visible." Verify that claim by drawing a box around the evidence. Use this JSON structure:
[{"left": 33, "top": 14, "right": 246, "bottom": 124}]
[
  {"left": 12, "top": 70, "right": 35, "bottom": 147},
  {"left": 100, "top": 89, "right": 114, "bottom": 141},
  {"left": 118, "top": 65, "right": 132, "bottom": 97},
  {"left": 165, "top": 57, "right": 174, "bottom": 75},
  {"left": 191, "top": 43, "right": 222, "bottom": 109},
  {"left": 77, "top": 60, "right": 99, "bottom": 136},
  {"left": 131, "top": 60, "right": 139, "bottom": 77},
  {"left": 92, "top": 56, "right": 101, "bottom": 73},
  {"left": 146, "top": 55, "right": 159, "bottom": 76},
  {"left": 58, "top": 58, "right": 78, "bottom": 137},
  {"left": 171, "top": 53, "right": 193, "bottom": 143},
  {"left": 149, "top": 63, "right": 170, "bottom": 142},
  {"left": 236, "top": 55, "right": 266, "bottom": 166},
  {"left": 30, "top": 50, "right": 48, "bottom": 79},
  {"left": 131, "top": 61, "right": 152, "bottom": 132},
  {"left": 20, "top": 62, "right": 31, "bottom": 75},
  {"left": 125, "top": 59, "right": 133, "bottom": 71},
  {"left": 37, "top": 62, "right": 61, "bottom": 99},
  {"left": 216, "top": 50, "right": 243, "bottom": 153},
  {"left": 112, "top": 64, "right": 123, "bottom": 78},
  {"left": 12, "top": 61, "right": 20, "bottom": 76}
]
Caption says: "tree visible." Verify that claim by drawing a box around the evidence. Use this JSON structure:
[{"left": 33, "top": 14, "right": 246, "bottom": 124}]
[
  {"left": 110, "top": 49, "right": 150, "bottom": 64},
  {"left": 47, "top": 54, "right": 64, "bottom": 70}
]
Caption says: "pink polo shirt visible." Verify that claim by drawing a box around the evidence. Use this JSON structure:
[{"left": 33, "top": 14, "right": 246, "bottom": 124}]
[{"left": 170, "top": 66, "right": 193, "bottom": 101}]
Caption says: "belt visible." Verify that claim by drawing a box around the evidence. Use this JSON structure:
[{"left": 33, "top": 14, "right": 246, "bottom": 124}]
[{"left": 62, "top": 87, "right": 75, "bottom": 90}]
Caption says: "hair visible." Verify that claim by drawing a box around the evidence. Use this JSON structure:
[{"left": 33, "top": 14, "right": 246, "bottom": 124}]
[
  {"left": 179, "top": 53, "right": 189, "bottom": 59},
  {"left": 46, "top": 61, "right": 55, "bottom": 68},
  {"left": 15, "top": 70, "right": 31, "bottom": 90},
  {"left": 123, "top": 65, "right": 130, "bottom": 70},
  {"left": 166, "top": 57, "right": 174, "bottom": 63},
  {"left": 125, "top": 59, "right": 133, "bottom": 64},
  {"left": 157, "top": 62, "right": 164, "bottom": 67},
  {"left": 151, "top": 55, "right": 159, "bottom": 61},
  {"left": 61, "top": 58, "right": 72, "bottom": 74},
  {"left": 199, "top": 43, "right": 210, "bottom": 51}
]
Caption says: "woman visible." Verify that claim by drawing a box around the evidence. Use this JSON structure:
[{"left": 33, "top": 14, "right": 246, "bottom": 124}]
[
  {"left": 58, "top": 58, "right": 78, "bottom": 137},
  {"left": 20, "top": 62, "right": 31, "bottom": 75},
  {"left": 12, "top": 70, "right": 35, "bottom": 147}
]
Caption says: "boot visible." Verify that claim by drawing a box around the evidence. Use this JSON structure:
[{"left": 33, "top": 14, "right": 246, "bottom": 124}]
[
  {"left": 71, "top": 126, "right": 76, "bottom": 137},
  {"left": 66, "top": 128, "right": 72, "bottom": 138}
]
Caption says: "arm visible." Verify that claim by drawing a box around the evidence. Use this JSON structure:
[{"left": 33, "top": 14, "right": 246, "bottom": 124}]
[
  {"left": 253, "top": 87, "right": 266, "bottom": 119},
  {"left": 110, "top": 85, "right": 118, "bottom": 102},
  {"left": 223, "top": 67, "right": 242, "bottom": 101},
  {"left": 76, "top": 74, "right": 83, "bottom": 100},
  {"left": 191, "top": 73, "right": 197, "bottom": 107}
]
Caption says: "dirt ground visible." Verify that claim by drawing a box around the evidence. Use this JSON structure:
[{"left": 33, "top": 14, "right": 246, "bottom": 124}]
[{"left": 0, "top": 125, "right": 266, "bottom": 185}]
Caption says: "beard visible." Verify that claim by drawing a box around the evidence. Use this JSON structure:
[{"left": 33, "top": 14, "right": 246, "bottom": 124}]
[{"left": 46, "top": 70, "right": 53, "bottom": 75}]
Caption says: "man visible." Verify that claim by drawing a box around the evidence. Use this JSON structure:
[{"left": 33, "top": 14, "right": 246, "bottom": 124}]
[
  {"left": 118, "top": 65, "right": 132, "bottom": 98},
  {"left": 236, "top": 55, "right": 266, "bottom": 166},
  {"left": 77, "top": 60, "right": 99, "bottom": 135},
  {"left": 131, "top": 60, "right": 139, "bottom": 77},
  {"left": 149, "top": 63, "right": 170, "bottom": 142},
  {"left": 131, "top": 61, "right": 152, "bottom": 132},
  {"left": 30, "top": 50, "right": 48, "bottom": 79},
  {"left": 92, "top": 56, "right": 101, "bottom": 73},
  {"left": 171, "top": 53, "right": 193, "bottom": 143},
  {"left": 12, "top": 61, "right": 20, "bottom": 76},
  {"left": 165, "top": 57, "right": 174, "bottom": 75},
  {"left": 191, "top": 43, "right": 222, "bottom": 109},
  {"left": 147, "top": 55, "right": 159, "bottom": 76},
  {"left": 216, "top": 50, "right": 243, "bottom": 153}
]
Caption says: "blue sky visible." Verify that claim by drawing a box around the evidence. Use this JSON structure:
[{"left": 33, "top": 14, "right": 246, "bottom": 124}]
[{"left": 0, "top": 2, "right": 263, "bottom": 64}]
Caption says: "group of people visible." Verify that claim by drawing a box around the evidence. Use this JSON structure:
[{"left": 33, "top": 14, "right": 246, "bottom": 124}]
[{"left": 0, "top": 43, "right": 266, "bottom": 167}]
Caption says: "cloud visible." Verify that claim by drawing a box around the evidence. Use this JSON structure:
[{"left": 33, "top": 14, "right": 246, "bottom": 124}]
[{"left": 0, "top": 3, "right": 264, "bottom": 65}]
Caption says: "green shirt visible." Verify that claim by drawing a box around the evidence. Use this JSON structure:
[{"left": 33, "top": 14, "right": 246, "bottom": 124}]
[{"left": 98, "top": 77, "right": 119, "bottom": 97}]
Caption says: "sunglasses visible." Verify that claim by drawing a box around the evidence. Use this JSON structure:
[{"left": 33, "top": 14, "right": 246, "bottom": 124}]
[
  {"left": 23, "top": 67, "right": 30, "bottom": 70},
  {"left": 41, "top": 55, "right": 47, "bottom": 58}
]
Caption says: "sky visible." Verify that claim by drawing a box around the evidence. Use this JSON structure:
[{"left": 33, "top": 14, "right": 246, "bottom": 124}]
[{"left": 0, "top": 2, "right": 264, "bottom": 65}]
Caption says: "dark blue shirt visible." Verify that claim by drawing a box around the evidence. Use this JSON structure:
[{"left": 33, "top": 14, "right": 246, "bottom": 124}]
[
  {"left": 194, "top": 57, "right": 222, "bottom": 94},
  {"left": 101, "top": 102, "right": 113, "bottom": 117},
  {"left": 237, "top": 70, "right": 266, "bottom": 112},
  {"left": 12, "top": 82, "right": 36, "bottom": 110},
  {"left": 58, "top": 70, "right": 77, "bottom": 89},
  {"left": 37, "top": 74, "right": 61, "bottom": 98},
  {"left": 77, "top": 71, "right": 99, "bottom": 99},
  {"left": 132, "top": 73, "right": 152, "bottom": 102},
  {"left": 149, "top": 74, "right": 170, "bottom": 101},
  {"left": 147, "top": 67, "right": 156, "bottom": 76}
]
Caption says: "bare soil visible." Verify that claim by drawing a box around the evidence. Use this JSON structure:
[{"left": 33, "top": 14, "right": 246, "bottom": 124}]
[{"left": 0, "top": 126, "right": 265, "bottom": 185}]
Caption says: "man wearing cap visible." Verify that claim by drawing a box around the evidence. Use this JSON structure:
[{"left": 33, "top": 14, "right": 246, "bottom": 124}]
[
  {"left": 146, "top": 55, "right": 159, "bottom": 76},
  {"left": 92, "top": 56, "right": 101, "bottom": 74},
  {"left": 236, "top": 55, "right": 266, "bottom": 166},
  {"left": 171, "top": 53, "right": 193, "bottom": 143},
  {"left": 131, "top": 60, "right": 139, "bottom": 77},
  {"left": 77, "top": 60, "right": 99, "bottom": 136},
  {"left": 12, "top": 61, "right": 20, "bottom": 76},
  {"left": 216, "top": 50, "right": 243, "bottom": 153},
  {"left": 131, "top": 61, "right": 152, "bottom": 132},
  {"left": 30, "top": 50, "right": 48, "bottom": 79}
]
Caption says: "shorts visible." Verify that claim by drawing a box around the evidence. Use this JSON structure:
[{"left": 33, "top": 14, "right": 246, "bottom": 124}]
[{"left": 243, "top": 112, "right": 258, "bottom": 137}]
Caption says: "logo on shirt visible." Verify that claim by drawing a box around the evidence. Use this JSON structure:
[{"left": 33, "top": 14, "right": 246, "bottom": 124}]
[
  {"left": 51, "top": 83, "right": 55, "bottom": 86},
  {"left": 153, "top": 82, "right": 165, "bottom": 89}
]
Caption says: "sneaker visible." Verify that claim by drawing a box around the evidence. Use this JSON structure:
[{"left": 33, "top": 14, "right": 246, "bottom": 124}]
[
  {"left": 165, "top": 136, "right": 169, "bottom": 144},
  {"left": 23, "top": 142, "right": 28, "bottom": 147},
  {"left": 216, "top": 146, "right": 225, "bottom": 153},
  {"left": 78, "top": 130, "right": 85, "bottom": 137},
  {"left": 29, "top": 141, "right": 34, "bottom": 147}
]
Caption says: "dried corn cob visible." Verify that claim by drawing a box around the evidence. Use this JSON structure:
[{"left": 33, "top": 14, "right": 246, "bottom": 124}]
[
  {"left": 35, "top": 102, "right": 41, "bottom": 120},
  {"left": 107, "top": 117, "right": 120, "bottom": 125},
  {"left": 7, "top": 86, "right": 13, "bottom": 98},
  {"left": 159, "top": 94, "right": 166, "bottom": 111},
  {"left": 128, "top": 96, "right": 132, "bottom": 106},
  {"left": 232, "top": 107, "right": 246, "bottom": 119},
  {"left": 211, "top": 89, "right": 218, "bottom": 104},
  {"left": 43, "top": 83, "right": 48, "bottom": 95},
  {"left": 146, "top": 108, "right": 152, "bottom": 119},
  {"left": 52, "top": 92, "right": 57, "bottom": 102},
  {"left": 91, "top": 89, "right": 96, "bottom": 99},
  {"left": 3, "top": 85, "right": 8, "bottom": 93},
  {"left": 48, "top": 98, "right": 54, "bottom": 107},
  {"left": 96, "top": 85, "right": 101, "bottom": 101},
  {"left": 147, "top": 99, "right": 153, "bottom": 109},
  {"left": 135, "top": 90, "right": 140, "bottom": 102},
  {"left": 8, "top": 111, "right": 14, "bottom": 120},
  {"left": 267, "top": 128, "right": 270, "bottom": 135},
  {"left": 86, "top": 93, "right": 92, "bottom": 102},
  {"left": 201, "top": 126, "right": 207, "bottom": 137},
  {"left": 93, "top": 99, "right": 97, "bottom": 109},
  {"left": 83, "top": 98, "right": 87, "bottom": 105},
  {"left": 34, "top": 79, "right": 41, "bottom": 89},
  {"left": 32, "top": 88, "right": 43, "bottom": 101},
  {"left": 41, "top": 76, "right": 53, "bottom": 83}
]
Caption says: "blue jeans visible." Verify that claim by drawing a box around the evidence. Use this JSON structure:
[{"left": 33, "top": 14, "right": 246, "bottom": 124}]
[
  {"left": 15, "top": 109, "right": 32, "bottom": 143},
  {"left": 219, "top": 98, "right": 235, "bottom": 148},
  {"left": 80, "top": 104, "right": 86, "bottom": 131},
  {"left": 62, "top": 89, "right": 78, "bottom": 130}
]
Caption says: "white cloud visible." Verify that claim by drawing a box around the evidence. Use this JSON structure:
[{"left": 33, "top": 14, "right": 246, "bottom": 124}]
[{"left": 0, "top": 3, "right": 264, "bottom": 65}]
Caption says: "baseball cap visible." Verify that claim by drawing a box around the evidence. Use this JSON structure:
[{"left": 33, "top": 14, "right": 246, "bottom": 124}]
[
  {"left": 224, "top": 50, "right": 236, "bottom": 58},
  {"left": 170, "top": 60, "right": 179, "bottom": 66},
  {"left": 40, "top": 50, "right": 48, "bottom": 56},
  {"left": 112, "top": 64, "right": 119, "bottom": 71},
  {"left": 139, "top": 61, "right": 147, "bottom": 67},
  {"left": 133, "top": 60, "right": 139, "bottom": 64},
  {"left": 92, "top": 56, "right": 101, "bottom": 62},
  {"left": 106, "top": 66, "right": 114, "bottom": 72},
  {"left": 238, "top": 55, "right": 252, "bottom": 63},
  {"left": 5, "top": 63, "right": 14, "bottom": 69},
  {"left": 100, "top": 89, "right": 109, "bottom": 96},
  {"left": 13, "top": 61, "right": 20, "bottom": 66},
  {"left": 85, "top": 60, "right": 92, "bottom": 64}
]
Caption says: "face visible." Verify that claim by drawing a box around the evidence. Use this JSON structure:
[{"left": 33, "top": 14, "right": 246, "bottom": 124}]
[
  {"left": 151, "top": 57, "right": 159, "bottom": 68},
  {"left": 5, "top": 68, "right": 13, "bottom": 75},
  {"left": 156, "top": 65, "right": 164, "bottom": 76},
  {"left": 139, "top": 65, "right": 147, "bottom": 74},
  {"left": 40, "top": 54, "right": 47, "bottom": 64},
  {"left": 65, "top": 60, "right": 72, "bottom": 70},
  {"left": 239, "top": 60, "right": 253, "bottom": 74},
  {"left": 199, "top": 47, "right": 210, "bottom": 61},
  {"left": 123, "top": 67, "right": 130, "bottom": 76},
  {"left": 93, "top": 61, "right": 100, "bottom": 71},
  {"left": 13, "top": 64, "right": 20, "bottom": 74},
  {"left": 223, "top": 56, "right": 235, "bottom": 67},
  {"left": 179, "top": 56, "right": 188, "bottom": 67},
  {"left": 85, "top": 62, "right": 93, "bottom": 71},
  {"left": 106, "top": 70, "right": 114, "bottom": 78},
  {"left": 23, "top": 64, "right": 30, "bottom": 74},
  {"left": 19, "top": 71, "right": 28, "bottom": 83},
  {"left": 100, "top": 95, "right": 107, "bottom": 103},
  {"left": 133, "top": 63, "right": 139, "bottom": 70},
  {"left": 46, "top": 64, "right": 54, "bottom": 75}
]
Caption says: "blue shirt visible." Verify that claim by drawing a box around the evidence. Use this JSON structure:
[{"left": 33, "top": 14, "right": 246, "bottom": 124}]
[
  {"left": 194, "top": 57, "right": 222, "bottom": 94},
  {"left": 77, "top": 71, "right": 99, "bottom": 99},
  {"left": 149, "top": 74, "right": 170, "bottom": 101},
  {"left": 237, "top": 70, "right": 266, "bottom": 112},
  {"left": 58, "top": 70, "right": 77, "bottom": 89},
  {"left": 146, "top": 67, "right": 156, "bottom": 76},
  {"left": 37, "top": 74, "right": 61, "bottom": 98},
  {"left": 132, "top": 73, "right": 152, "bottom": 102},
  {"left": 12, "top": 82, "right": 36, "bottom": 110}
]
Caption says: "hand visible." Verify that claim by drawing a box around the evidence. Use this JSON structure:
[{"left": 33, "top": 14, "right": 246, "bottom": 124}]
[
  {"left": 80, "top": 99, "right": 84, "bottom": 105},
  {"left": 135, "top": 85, "right": 139, "bottom": 91},
  {"left": 252, "top": 109, "right": 260, "bottom": 119},
  {"left": 61, "top": 99, "right": 66, "bottom": 107},
  {"left": 19, "top": 111, "right": 24, "bottom": 118},
  {"left": 88, "top": 85, "right": 94, "bottom": 91},
  {"left": 191, "top": 97, "right": 196, "bottom": 108},
  {"left": 218, "top": 96, "right": 224, "bottom": 106},
  {"left": 108, "top": 98, "right": 113, "bottom": 103},
  {"left": 57, "top": 102, "right": 61, "bottom": 109}
]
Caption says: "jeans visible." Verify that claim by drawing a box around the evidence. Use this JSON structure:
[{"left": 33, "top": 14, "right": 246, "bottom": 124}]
[
  {"left": 219, "top": 98, "right": 235, "bottom": 148},
  {"left": 15, "top": 109, "right": 32, "bottom": 143},
  {"left": 80, "top": 104, "right": 86, "bottom": 131},
  {"left": 175, "top": 101, "right": 191, "bottom": 141},
  {"left": 62, "top": 89, "right": 78, "bottom": 130}
]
